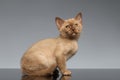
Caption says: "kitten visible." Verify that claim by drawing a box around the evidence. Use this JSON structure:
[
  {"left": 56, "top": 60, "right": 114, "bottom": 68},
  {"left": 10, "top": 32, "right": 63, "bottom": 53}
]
[{"left": 21, "top": 12, "right": 82, "bottom": 76}]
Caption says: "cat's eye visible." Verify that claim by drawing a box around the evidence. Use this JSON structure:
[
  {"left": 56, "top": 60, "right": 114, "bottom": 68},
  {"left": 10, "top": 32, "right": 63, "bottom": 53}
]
[
  {"left": 65, "top": 25, "right": 69, "bottom": 28},
  {"left": 75, "top": 24, "right": 78, "bottom": 26}
]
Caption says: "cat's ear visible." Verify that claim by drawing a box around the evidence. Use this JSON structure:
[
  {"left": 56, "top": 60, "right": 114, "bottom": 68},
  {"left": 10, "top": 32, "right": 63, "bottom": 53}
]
[
  {"left": 75, "top": 12, "right": 82, "bottom": 23},
  {"left": 55, "top": 17, "right": 64, "bottom": 30}
]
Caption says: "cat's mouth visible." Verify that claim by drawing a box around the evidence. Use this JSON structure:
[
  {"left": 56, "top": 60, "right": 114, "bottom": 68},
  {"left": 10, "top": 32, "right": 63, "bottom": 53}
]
[
  {"left": 71, "top": 29, "right": 80, "bottom": 36},
  {"left": 72, "top": 32, "right": 77, "bottom": 36},
  {"left": 68, "top": 31, "right": 79, "bottom": 37}
]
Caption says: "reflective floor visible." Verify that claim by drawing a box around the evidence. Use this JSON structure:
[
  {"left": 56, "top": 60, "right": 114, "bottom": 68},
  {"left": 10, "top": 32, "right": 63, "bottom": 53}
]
[{"left": 0, "top": 69, "right": 120, "bottom": 80}]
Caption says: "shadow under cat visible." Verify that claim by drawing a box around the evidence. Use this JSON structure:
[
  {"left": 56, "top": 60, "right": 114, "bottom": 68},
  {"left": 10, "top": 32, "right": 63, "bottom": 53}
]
[
  {"left": 21, "top": 73, "right": 71, "bottom": 80},
  {"left": 21, "top": 68, "right": 71, "bottom": 80}
]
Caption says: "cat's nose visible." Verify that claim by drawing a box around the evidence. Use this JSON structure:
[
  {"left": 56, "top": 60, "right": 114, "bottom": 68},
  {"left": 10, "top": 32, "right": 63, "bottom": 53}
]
[
  {"left": 69, "top": 25, "right": 75, "bottom": 31},
  {"left": 71, "top": 27, "right": 75, "bottom": 31}
]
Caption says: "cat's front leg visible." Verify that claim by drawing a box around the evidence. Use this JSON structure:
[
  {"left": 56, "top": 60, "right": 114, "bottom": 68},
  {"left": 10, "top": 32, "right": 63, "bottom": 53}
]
[
  {"left": 56, "top": 51, "right": 71, "bottom": 76},
  {"left": 57, "top": 55, "right": 71, "bottom": 76}
]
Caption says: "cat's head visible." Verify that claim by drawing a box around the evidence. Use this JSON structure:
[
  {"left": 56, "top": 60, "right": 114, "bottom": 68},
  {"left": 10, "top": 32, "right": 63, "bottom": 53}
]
[{"left": 55, "top": 12, "right": 82, "bottom": 40}]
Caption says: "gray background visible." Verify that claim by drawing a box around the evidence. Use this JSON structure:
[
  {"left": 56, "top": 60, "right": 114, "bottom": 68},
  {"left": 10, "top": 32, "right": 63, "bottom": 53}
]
[{"left": 0, "top": 0, "right": 120, "bottom": 68}]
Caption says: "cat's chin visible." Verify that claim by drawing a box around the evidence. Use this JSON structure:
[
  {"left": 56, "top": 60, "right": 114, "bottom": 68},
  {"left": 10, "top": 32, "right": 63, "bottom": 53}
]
[
  {"left": 60, "top": 33, "right": 80, "bottom": 39},
  {"left": 72, "top": 33, "right": 77, "bottom": 36},
  {"left": 71, "top": 32, "right": 79, "bottom": 36},
  {"left": 68, "top": 33, "right": 80, "bottom": 39}
]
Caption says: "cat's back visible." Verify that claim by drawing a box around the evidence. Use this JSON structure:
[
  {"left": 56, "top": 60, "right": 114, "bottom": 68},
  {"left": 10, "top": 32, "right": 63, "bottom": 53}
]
[{"left": 29, "top": 38, "right": 57, "bottom": 51}]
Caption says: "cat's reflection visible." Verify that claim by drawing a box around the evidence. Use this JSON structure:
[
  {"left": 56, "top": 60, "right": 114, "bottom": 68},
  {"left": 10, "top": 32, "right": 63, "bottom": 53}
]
[
  {"left": 60, "top": 76, "right": 71, "bottom": 80},
  {"left": 21, "top": 75, "right": 71, "bottom": 80}
]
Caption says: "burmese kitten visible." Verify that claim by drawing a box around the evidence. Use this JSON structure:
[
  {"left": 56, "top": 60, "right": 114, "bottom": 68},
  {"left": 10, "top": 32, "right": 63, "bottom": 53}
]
[{"left": 21, "top": 12, "right": 82, "bottom": 76}]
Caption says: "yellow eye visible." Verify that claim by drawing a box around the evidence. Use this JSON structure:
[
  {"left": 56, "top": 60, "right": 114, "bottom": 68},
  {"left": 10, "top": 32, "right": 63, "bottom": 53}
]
[
  {"left": 65, "top": 25, "right": 69, "bottom": 28},
  {"left": 75, "top": 24, "right": 78, "bottom": 26}
]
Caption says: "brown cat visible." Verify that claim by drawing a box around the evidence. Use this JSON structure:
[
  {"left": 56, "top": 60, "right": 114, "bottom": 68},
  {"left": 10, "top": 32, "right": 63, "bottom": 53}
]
[{"left": 21, "top": 12, "right": 82, "bottom": 76}]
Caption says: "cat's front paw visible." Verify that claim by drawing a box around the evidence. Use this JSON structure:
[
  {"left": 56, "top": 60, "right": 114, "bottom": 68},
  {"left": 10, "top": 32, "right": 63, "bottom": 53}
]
[{"left": 63, "top": 70, "right": 71, "bottom": 76}]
